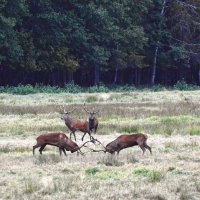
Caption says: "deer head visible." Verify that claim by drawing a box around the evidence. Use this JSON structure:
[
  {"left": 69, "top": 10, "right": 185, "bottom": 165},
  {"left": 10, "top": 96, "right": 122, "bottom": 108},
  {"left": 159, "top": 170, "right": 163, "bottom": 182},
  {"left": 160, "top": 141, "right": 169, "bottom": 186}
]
[
  {"left": 83, "top": 103, "right": 99, "bottom": 122},
  {"left": 60, "top": 105, "right": 76, "bottom": 120}
]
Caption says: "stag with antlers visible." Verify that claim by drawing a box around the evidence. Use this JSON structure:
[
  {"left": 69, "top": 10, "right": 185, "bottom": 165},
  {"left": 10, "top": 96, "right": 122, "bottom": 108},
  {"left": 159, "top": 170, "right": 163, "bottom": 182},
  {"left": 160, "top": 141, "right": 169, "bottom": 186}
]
[
  {"left": 60, "top": 105, "right": 94, "bottom": 142},
  {"left": 33, "top": 132, "right": 93, "bottom": 156},
  {"left": 83, "top": 103, "right": 99, "bottom": 135}
]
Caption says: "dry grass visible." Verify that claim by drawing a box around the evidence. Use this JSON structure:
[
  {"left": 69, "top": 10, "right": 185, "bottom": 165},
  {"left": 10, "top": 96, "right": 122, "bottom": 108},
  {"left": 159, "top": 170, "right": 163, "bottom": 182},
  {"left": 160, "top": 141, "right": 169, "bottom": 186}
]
[{"left": 0, "top": 91, "right": 200, "bottom": 199}]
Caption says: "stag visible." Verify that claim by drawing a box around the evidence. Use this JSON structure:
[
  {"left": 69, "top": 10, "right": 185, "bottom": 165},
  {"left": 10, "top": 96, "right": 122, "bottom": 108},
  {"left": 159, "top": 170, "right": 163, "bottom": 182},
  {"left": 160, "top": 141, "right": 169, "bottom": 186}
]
[
  {"left": 60, "top": 105, "right": 93, "bottom": 141},
  {"left": 88, "top": 133, "right": 152, "bottom": 155},
  {"left": 83, "top": 103, "right": 99, "bottom": 135},
  {"left": 33, "top": 132, "right": 92, "bottom": 156}
]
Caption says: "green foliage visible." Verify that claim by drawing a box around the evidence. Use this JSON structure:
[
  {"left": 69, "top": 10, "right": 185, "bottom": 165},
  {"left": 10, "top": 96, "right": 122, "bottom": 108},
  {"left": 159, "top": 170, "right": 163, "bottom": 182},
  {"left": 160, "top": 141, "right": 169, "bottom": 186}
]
[
  {"left": 85, "top": 96, "right": 98, "bottom": 103},
  {"left": 85, "top": 167, "right": 100, "bottom": 176},
  {"left": 120, "top": 126, "right": 140, "bottom": 133},
  {"left": 133, "top": 168, "right": 150, "bottom": 176},
  {"left": 174, "top": 81, "right": 199, "bottom": 91},
  {"left": 188, "top": 127, "right": 200, "bottom": 136},
  {"left": 133, "top": 167, "right": 163, "bottom": 182},
  {"left": 88, "top": 84, "right": 110, "bottom": 93},
  {"left": 148, "top": 170, "right": 163, "bottom": 182}
]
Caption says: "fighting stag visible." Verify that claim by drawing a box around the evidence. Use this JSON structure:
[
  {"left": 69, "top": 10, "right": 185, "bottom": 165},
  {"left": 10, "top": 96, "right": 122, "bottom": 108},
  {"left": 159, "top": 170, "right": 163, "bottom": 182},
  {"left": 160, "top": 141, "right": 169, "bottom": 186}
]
[
  {"left": 83, "top": 103, "right": 99, "bottom": 134},
  {"left": 60, "top": 105, "right": 93, "bottom": 141},
  {"left": 32, "top": 132, "right": 92, "bottom": 156},
  {"left": 88, "top": 133, "right": 152, "bottom": 155}
]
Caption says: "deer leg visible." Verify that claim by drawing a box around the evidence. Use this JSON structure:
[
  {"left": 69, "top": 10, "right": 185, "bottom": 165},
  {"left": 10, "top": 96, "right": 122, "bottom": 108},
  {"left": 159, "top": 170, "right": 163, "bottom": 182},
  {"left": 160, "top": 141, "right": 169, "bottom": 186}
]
[
  {"left": 72, "top": 132, "right": 76, "bottom": 141},
  {"left": 82, "top": 132, "right": 87, "bottom": 141},
  {"left": 139, "top": 144, "right": 146, "bottom": 155},
  {"left": 62, "top": 148, "right": 67, "bottom": 156},
  {"left": 33, "top": 144, "right": 41, "bottom": 155},
  {"left": 59, "top": 147, "right": 62, "bottom": 156},
  {"left": 144, "top": 143, "right": 152, "bottom": 155},
  {"left": 39, "top": 144, "right": 46, "bottom": 155}
]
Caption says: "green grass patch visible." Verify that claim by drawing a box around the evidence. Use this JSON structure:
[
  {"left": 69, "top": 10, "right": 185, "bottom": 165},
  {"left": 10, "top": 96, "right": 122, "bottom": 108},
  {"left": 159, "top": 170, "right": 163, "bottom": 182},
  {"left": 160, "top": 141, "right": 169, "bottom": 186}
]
[
  {"left": 85, "top": 96, "right": 98, "bottom": 103},
  {"left": 188, "top": 127, "right": 200, "bottom": 136},
  {"left": 120, "top": 125, "right": 140, "bottom": 133},
  {"left": 133, "top": 167, "right": 163, "bottom": 182},
  {"left": 85, "top": 167, "right": 100, "bottom": 176}
]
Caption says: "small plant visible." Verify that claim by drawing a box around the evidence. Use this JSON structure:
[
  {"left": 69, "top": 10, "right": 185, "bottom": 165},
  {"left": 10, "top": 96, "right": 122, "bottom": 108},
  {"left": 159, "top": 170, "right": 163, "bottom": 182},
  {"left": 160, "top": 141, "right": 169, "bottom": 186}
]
[
  {"left": 148, "top": 169, "right": 163, "bottom": 182},
  {"left": 133, "top": 167, "right": 150, "bottom": 176},
  {"left": 188, "top": 127, "right": 200, "bottom": 136},
  {"left": 174, "top": 81, "right": 199, "bottom": 91},
  {"left": 85, "top": 167, "right": 100, "bottom": 175},
  {"left": 167, "top": 167, "right": 184, "bottom": 174},
  {"left": 133, "top": 168, "right": 163, "bottom": 182},
  {"left": 85, "top": 95, "right": 98, "bottom": 103},
  {"left": 120, "top": 126, "right": 140, "bottom": 133},
  {"left": 126, "top": 154, "right": 138, "bottom": 163},
  {"left": 99, "top": 155, "right": 124, "bottom": 166},
  {"left": 24, "top": 178, "right": 39, "bottom": 194}
]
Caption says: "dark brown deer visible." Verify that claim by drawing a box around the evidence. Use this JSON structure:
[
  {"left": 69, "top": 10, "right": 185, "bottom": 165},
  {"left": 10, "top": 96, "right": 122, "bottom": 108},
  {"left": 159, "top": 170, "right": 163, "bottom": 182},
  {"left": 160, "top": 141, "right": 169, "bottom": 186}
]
[
  {"left": 83, "top": 103, "right": 99, "bottom": 135},
  {"left": 88, "top": 133, "right": 152, "bottom": 155},
  {"left": 33, "top": 132, "right": 92, "bottom": 156},
  {"left": 60, "top": 105, "right": 93, "bottom": 141}
]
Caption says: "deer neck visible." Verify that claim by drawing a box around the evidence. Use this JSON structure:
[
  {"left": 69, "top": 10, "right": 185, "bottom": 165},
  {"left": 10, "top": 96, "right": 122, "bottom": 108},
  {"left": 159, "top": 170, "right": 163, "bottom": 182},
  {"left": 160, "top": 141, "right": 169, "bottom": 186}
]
[{"left": 64, "top": 116, "right": 73, "bottom": 127}]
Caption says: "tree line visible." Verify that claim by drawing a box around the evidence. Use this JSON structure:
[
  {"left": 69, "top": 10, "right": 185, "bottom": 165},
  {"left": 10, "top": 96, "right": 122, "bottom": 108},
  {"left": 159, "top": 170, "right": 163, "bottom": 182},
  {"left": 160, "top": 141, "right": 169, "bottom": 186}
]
[{"left": 0, "top": 0, "right": 200, "bottom": 86}]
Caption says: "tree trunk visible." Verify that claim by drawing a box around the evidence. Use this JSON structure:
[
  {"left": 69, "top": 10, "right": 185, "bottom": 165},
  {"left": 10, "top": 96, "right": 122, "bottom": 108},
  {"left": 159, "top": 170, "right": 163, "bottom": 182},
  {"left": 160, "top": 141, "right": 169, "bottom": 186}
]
[
  {"left": 94, "top": 65, "right": 100, "bottom": 85},
  {"left": 198, "top": 67, "right": 200, "bottom": 85},
  {"left": 113, "top": 68, "right": 118, "bottom": 84},
  {"left": 150, "top": 0, "right": 166, "bottom": 85}
]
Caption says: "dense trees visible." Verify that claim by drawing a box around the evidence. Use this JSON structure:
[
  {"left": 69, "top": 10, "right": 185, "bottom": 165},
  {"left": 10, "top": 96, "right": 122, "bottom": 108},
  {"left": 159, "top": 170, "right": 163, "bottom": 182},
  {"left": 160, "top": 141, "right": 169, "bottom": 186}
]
[{"left": 0, "top": 0, "right": 200, "bottom": 86}]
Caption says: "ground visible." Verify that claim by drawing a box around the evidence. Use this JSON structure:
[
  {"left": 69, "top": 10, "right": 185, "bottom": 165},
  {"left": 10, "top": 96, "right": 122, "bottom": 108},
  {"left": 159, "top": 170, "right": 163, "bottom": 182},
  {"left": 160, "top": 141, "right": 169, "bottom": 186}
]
[{"left": 0, "top": 91, "right": 200, "bottom": 200}]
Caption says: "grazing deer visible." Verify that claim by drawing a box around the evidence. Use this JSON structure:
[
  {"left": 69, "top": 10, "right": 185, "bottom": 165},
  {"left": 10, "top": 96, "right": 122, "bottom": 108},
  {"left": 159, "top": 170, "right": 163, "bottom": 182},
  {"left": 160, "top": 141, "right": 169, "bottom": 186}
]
[
  {"left": 83, "top": 103, "right": 99, "bottom": 135},
  {"left": 33, "top": 132, "right": 92, "bottom": 156},
  {"left": 60, "top": 105, "right": 93, "bottom": 141},
  {"left": 88, "top": 133, "right": 152, "bottom": 155}
]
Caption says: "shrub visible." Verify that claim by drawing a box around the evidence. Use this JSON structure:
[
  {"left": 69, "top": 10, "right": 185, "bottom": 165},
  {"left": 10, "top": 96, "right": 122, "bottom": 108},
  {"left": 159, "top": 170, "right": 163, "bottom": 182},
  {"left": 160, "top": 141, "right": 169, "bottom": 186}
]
[
  {"left": 24, "top": 178, "right": 39, "bottom": 194},
  {"left": 148, "top": 170, "right": 163, "bottom": 182},
  {"left": 88, "top": 84, "right": 109, "bottom": 93},
  {"left": 85, "top": 167, "right": 100, "bottom": 175},
  {"left": 174, "top": 81, "right": 199, "bottom": 91},
  {"left": 98, "top": 155, "right": 124, "bottom": 166},
  {"left": 188, "top": 127, "right": 200, "bottom": 136},
  {"left": 120, "top": 125, "right": 140, "bottom": 133},
  {"left": 85, "top": 95, "right": 98, "bottom": 103},
  {"left": 133, "top": 168, "right": 150, "bottom": 176}
]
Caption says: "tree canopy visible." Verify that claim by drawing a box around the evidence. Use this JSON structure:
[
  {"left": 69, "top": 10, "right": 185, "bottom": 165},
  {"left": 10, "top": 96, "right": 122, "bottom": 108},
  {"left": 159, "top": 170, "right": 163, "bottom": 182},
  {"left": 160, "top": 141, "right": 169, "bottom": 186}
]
[{"left": 0, "top": 0, "right": 200, "bottom": 86}]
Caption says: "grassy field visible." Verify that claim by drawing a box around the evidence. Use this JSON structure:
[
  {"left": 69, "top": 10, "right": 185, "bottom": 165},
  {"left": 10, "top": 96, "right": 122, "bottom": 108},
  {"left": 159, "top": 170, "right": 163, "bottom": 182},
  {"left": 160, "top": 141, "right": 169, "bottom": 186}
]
[{"left": 0, "top": 91, "right": 200, "bottom": 200}]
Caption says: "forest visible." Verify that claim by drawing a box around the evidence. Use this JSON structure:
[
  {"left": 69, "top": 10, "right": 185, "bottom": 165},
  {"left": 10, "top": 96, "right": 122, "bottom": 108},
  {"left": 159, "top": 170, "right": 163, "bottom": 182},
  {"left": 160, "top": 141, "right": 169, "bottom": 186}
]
[{"left": 0, "top": 0, "right": 200, "bottom": 86}]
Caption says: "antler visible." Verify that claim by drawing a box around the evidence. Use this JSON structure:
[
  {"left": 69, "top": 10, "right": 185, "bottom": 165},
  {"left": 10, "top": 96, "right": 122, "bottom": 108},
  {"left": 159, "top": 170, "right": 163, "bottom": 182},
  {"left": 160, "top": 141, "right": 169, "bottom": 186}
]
[
  {"left": 84, "top": 146, "right": 106, "bottom": 153},
  {"left": 83, "top": 103, "right": 90, "bottom": 114},
  {"left": 60, "top": 105, "right": 75, "bottom": 114},
  {"left": 79, "top": 140, "right": 94, "bottom": 149}
]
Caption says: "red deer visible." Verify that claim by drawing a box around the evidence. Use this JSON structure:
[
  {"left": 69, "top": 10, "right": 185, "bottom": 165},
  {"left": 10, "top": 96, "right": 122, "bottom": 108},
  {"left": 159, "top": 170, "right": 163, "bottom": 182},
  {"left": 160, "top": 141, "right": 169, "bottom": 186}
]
[
  {"left": 83, "top": 103, "right": 99, "bottom": 135},
  {"left": 88, "top": 133, "right": 152, "bottom": 155},
  {"left": 60, "top": 105, "right": 93, "bottom": 142},
  {"left": 32, "top": 132, "right": 91, "bottom": 156}
]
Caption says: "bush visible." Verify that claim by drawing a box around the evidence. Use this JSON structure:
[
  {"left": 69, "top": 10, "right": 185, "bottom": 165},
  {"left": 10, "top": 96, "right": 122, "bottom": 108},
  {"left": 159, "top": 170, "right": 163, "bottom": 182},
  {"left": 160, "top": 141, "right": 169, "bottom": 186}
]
[
  {"left": 148, "top": 170, "right": 163, "bottom": 182},
  {"left": 85, "top": 167, "right": 100, "bottom": 175},
  {"left": 88, "top": 84, "right": 109, "bottom": 93},
  {"left": 188, "top": 127, "right": 200, "bottom": 136},
  {"left": 85, "top": 95, "right": 98, "bottom": 103},
  {"left": 120, "top": 126, "right": 140, "bottom": 133},
  {"left": 174, "top": 81, "right": 199, "bottom": 91}
]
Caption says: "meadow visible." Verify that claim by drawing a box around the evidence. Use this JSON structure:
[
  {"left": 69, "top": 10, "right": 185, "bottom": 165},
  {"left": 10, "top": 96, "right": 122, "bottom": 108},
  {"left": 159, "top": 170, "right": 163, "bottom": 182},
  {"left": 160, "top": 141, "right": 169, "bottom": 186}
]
[{"left": 0, "top": 90, "right": 200, "bottom": 200}]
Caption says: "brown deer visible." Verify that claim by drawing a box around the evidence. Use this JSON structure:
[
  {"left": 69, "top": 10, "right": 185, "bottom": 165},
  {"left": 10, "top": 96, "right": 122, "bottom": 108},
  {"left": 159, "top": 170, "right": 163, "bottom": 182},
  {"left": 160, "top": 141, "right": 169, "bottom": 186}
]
[
  {"left": 32, "top": 132, "right": 92, "bottom": 156},
  {"left": 83, "top": 103, "right": 99, "bottom": 135},
  {"left": 88, "top": 133, "right": 152, "bottom": 155},
  {"left": 60, "top": 105, "right": 93, "bottom": 141}
]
